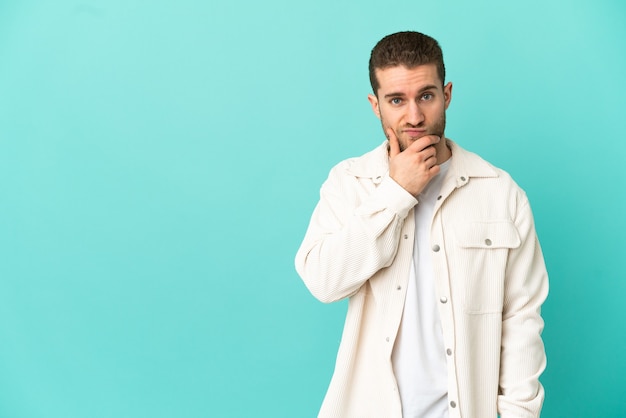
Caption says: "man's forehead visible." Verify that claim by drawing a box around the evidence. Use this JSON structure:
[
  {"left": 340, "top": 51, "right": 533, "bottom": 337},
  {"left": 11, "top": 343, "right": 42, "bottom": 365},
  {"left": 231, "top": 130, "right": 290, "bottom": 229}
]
[{"left": 375, "top": 64, "right": 442, "bottom": 91}]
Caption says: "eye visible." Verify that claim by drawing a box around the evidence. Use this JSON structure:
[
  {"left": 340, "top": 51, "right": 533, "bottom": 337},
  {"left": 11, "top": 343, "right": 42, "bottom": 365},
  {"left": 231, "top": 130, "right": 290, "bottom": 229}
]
[
  {"left": 421, "top": 93, "right": 434, "bottom": 101},
  {"left": 390, "top": 98, "right": 403, "bottom": 105}
]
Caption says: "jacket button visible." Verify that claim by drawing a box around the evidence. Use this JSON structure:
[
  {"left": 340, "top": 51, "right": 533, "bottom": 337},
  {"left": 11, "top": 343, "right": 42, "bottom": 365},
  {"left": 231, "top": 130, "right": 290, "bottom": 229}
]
[
  {"left": 446, "top": 348, "right": 452, "bottom": 355},
  {"left": 450, "top": 401, "right": 457, "bottom": 408},
  {"left": 432, "top": 244, "right": 440, "bottom": 252},
  {"left": 485, "top": 238, "right": 492, "bottom": 246},
  {"left": 440, "top": 296, "right": 448, "bottom": 304}
]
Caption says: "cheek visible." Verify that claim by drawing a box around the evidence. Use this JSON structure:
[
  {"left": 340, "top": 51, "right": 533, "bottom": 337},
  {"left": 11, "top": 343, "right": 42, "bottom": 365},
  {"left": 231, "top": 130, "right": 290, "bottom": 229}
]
[
  {"left": 427, "top": 106, "right": 444, "bottom": 121},
  {"left": 379, "top": 106, "right": 400, "bottom": 124}
]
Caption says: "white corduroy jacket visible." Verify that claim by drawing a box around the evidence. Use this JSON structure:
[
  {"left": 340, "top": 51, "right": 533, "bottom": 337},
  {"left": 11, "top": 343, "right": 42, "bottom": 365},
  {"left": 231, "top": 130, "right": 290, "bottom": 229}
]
[{"left": 295, "top": 139, "right": 548, "bottom": 418}]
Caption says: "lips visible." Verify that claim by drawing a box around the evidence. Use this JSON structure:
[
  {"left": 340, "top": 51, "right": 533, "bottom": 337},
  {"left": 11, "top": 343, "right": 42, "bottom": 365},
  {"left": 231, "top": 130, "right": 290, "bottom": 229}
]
[{"left": 403, "top": 129, "right": 427, "bottom": 137}]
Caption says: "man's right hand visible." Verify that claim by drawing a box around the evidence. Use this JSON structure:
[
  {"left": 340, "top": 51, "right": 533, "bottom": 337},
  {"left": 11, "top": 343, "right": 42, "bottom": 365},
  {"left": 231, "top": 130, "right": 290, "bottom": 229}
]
[{"left": 387, "top": 128, "right": 441, "bottom": 197}]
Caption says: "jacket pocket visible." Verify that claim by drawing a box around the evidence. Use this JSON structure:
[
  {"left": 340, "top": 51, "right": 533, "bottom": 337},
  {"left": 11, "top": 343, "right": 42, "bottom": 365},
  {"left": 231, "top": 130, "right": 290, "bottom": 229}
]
[{"left": 453, "top": 220, "right": 520, "bottom": 313}]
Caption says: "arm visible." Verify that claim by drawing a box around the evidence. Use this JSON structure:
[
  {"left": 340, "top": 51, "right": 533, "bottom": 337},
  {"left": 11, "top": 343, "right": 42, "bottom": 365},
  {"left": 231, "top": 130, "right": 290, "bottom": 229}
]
[
  {"left": 295, "top": 133, "right": 442, "bottom": 303},
  {"left": 498, "top": 196, "right": 549, "bottom": 417},
  {"left": 295, "top": 165, "right": 417, "bottom": 303}
]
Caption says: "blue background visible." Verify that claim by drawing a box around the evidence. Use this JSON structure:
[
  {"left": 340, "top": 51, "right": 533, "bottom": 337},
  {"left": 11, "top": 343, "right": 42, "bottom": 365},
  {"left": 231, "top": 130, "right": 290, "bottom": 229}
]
[{"left": 1, "top": 0, "right": 625, "bottom": 416}]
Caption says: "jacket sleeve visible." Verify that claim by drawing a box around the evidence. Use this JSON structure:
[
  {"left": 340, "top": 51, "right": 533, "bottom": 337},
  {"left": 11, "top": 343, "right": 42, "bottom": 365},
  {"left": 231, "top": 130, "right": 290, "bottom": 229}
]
[
  {"left": 498, "top": 194, "right": 549, "bottom": 418},
  {"left": 295, "top": 163, "right": 417, "bottom": 303}
]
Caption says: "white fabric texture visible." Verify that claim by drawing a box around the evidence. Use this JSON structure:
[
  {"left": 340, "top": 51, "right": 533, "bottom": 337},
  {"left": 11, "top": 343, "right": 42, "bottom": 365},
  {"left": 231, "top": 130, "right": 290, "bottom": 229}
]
[
  {"left": 295, "top": 139, "right": 548, "bottom": 418},
  {"left": 392, "top": 160, "right": 450, "bottom": 418}
]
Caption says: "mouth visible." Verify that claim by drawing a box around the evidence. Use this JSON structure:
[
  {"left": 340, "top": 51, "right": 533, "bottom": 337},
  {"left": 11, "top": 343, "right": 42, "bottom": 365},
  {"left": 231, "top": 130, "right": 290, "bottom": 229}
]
[{"left": 402, "top": 129, "right": 427, "bottom": 138}]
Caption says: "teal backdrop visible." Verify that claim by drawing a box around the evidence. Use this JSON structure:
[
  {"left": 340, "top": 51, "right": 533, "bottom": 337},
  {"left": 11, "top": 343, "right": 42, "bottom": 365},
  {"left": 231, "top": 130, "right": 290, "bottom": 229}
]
[{"left": 1, "top": 0, "right": 625, "bottom": 417}]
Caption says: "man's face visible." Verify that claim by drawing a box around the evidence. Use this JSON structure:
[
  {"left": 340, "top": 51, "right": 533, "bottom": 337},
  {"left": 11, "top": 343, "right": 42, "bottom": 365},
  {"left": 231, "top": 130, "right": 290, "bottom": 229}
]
[{"left": 368, "top": 64, "right": 452, "bottom": 151}]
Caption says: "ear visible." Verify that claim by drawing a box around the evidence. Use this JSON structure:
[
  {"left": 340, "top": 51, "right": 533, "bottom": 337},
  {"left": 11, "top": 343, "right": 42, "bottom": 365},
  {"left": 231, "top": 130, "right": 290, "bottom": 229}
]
[
  {"left": 367, "top": 94, "right": 381, "bottom": 119},
  {"left": 443, "top": 82, "right": 453, "bottom": 110}
]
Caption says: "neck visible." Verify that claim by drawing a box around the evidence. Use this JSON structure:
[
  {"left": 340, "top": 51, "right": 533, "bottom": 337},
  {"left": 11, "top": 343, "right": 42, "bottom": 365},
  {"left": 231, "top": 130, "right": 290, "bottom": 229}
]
[{"left": 436, "top": 137, "right": 452, "bottom": 164}]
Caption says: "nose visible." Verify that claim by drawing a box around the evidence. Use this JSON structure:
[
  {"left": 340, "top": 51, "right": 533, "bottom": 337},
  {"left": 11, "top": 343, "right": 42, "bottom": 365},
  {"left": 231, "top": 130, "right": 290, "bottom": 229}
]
[{"left": 406, "top": 101, "right": 424, "bottom": 126}]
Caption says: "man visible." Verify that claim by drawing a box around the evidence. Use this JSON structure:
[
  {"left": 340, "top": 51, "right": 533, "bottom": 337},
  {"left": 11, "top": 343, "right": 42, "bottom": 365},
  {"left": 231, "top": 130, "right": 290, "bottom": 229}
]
[{"left": 295, "top": 31, "right": 548, "bottom": 418}]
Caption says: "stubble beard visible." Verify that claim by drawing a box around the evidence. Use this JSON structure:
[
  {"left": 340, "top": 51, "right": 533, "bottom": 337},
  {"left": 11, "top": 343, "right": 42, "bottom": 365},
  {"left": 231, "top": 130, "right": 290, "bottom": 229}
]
[{"left": 381, "top": 111, "right": 446, "bottom": 152}]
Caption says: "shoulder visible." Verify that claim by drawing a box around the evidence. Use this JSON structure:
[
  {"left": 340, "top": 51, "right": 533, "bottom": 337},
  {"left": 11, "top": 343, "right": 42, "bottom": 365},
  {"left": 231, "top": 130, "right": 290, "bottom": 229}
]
[
  {"left": 447, "top": 140, "right": 530, "bottom": 218},
  {"left": 449, "top": 140, "right": 524, "bottom": 191},
  {"left": 321, "top": 141, "right": 390, "bottom": 184}
]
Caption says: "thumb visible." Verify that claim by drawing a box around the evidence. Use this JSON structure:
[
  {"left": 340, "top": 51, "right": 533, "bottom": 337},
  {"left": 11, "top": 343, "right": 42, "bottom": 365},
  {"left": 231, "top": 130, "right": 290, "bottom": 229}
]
[{"left": 387, "top": 128, "right": 400, "bottom": 157}]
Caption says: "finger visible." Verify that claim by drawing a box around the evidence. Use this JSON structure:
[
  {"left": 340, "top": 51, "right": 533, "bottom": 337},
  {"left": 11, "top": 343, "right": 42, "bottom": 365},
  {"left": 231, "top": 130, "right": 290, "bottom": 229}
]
[
  {"left": 407, "top": 134, "right": 441, "bottom": 153},
  {"left": 387, "top": 128, "right": 401, "bottom": 157},
  {"left": 424, "top": 145, "right": 438, "bottom": 161}
]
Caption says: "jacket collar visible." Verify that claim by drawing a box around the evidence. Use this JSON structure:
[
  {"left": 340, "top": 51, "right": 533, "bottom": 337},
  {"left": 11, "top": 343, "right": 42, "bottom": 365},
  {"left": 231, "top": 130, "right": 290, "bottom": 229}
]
[
  {"left": 345, "top": 138, "right": 499, "bottom": 184},
  {"left": 344, "top": 141, "right": 390, "bottom": 178}
]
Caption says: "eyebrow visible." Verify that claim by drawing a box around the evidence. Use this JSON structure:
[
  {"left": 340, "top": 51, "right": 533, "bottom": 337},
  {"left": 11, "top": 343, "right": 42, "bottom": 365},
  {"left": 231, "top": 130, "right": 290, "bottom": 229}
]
[{"left": 383, "top": 84, "right": 439, "bottom": 99}]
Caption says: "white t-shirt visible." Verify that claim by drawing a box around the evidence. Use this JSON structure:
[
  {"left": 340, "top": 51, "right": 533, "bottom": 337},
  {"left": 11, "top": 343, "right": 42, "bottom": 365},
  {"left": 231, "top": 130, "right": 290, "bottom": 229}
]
[{"left": 392, "top": 160, "right": 451, "bottom": 418}]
